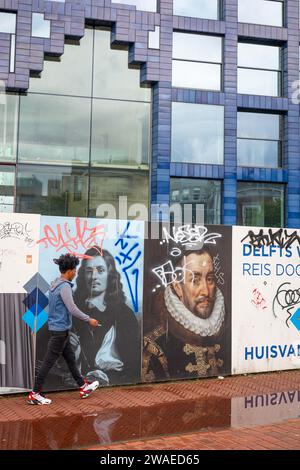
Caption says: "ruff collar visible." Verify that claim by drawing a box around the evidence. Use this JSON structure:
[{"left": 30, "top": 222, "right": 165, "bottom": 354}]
[{"left": 164, "top": 285, "right": 225, "bottom": 337}]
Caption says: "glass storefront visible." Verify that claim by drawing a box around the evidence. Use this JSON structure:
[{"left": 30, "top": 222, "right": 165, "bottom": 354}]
[{"left": 0, "top": 27, "right": 151, "bottom": 219}]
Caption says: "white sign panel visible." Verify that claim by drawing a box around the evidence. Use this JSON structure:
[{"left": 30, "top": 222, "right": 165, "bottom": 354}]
[
  {"left": 0, "top": 213, "right": 40, "bottom": 293},
  {"left": 232, "top": 226, "right": 300, "bottom": 374}
]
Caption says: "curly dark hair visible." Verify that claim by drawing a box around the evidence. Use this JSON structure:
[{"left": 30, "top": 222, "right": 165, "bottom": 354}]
[
  {"left": 53, "top": 253, "right": 80, "bottom": 273},
  {"left": 74, "top": 246, "right": 126, "bottom": 308}
]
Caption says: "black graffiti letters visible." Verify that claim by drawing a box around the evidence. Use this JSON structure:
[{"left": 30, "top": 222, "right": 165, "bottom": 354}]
[
  {"left": 242, "top": 229, "right": 300, "bottom": 249},
  {"left": 0, "top": 221, "right": 34, "bottom": 246},
  {"left": 272, "top": 282, "right": 300, "bottom": 327}
]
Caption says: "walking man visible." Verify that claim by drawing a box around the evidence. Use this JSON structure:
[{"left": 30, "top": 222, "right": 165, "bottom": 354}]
[{"left": 28, "top": 253, "right": 100, "bottom": 405}]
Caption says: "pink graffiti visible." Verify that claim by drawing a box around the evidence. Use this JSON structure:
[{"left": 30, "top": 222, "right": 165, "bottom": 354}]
[
  {"left": 252, "top": 288, "right": 267, "bottom": 311},
  {"left": 37, "top": 218, "right": 105, "bottom": 258}
]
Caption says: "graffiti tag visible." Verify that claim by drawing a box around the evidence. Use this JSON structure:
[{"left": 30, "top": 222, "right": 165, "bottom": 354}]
[
  {"left": 115, "top": 222, "right": 142, "bottom": 313},
  {"left": 213, "top": 254, "right": 225, "bottom": 286},
  {"left": 152, "top": 258, "right": 194, "bottom": 287},
  {"left": 272, "top": 282, "right": 300, "bottom": 327},
  {"left": 163, "top": 225, "right": 222, "bottom": 249},
  {"left": 242, "top": 229, "right": 300, "bottom": 249},
  {"left": 251, "top": 288, "right": 267, "bottom": 311},
  {"left": 37, "top": 218, "right": 105, "bottom": 258},
  {"left": 0, "top": 221, "right": 34, "bottom": 246}
]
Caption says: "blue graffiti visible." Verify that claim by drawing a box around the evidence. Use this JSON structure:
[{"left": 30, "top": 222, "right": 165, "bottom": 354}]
[{"left": 115, "top": 222, "right": 142, "bottom": 313}]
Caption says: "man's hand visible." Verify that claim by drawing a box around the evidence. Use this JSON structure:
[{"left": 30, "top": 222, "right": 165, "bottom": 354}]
[{"left": 89, "top": 318, "right": 100, "bottom": 328}]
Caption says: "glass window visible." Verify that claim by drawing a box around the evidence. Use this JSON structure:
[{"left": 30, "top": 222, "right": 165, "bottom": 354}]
[
  {"left": 0, "top": 93, "right": 19, "bottom": 163},
  {"left": 238, "top": 0, "right": 284, "bottom": 27},
  {"left": 237, "top": 112, "right": 282, "bottom": 167},
  {"left": 18, "top": 94, "right": 91, "bottom": 165},
  {"left": 172, "top": 33, "right": 222, "bottom": 91},
  {"left": 32, "top": 13, "right": 50, "bottom": 38},
  {"left": 238, "top": 43, "right": 281, "bottom": 96},
  {"left": 93, "top": 29, "right": 151, "bottom": 102},
  {"left": 29, "top": 28, "right": 93, "bottom": 97},
  {"left": 16, "top": 166, "right": 89, "bottom": 216},
  {"left": 148, "top": 26, "right": 160, "bottom": 49},
  {"left": 237, "top": 182, "right": 284, "bottom": 227},
  {"left": 170, "top": 178, "right": 221, "bottom": 224},
  {"left": 89, "top": 169, "right": 149, "bottom": 219},
  {"left": 0, "top": 166, "right": 15, "bottom": 213},
  {"left": 173, "top": 33, "right": 222, "bottom": 62},
  {"left": 173, "top": 0, "right": 220, "bottom": 20},
  {"left": 91, "top": 99, "right": 150, "bottom": 167},
  {"left": 171, "top": 103, "right": 224, "bottom": 165},
  {"left": 111, "top": 0, "right": 157, "bottom": 12},
  {"left": 238, "top": 43, "right": 280, "bottom": 70},
  {"left": 0, "top": 12, "right": 16, "bottom": 33}
]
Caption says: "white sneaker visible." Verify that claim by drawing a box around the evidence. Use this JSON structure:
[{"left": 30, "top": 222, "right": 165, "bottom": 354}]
[
  {"left": 79, "top": 380, "right": 99, "bottom": 399},
  {"left": 27, "top": 391, "right": 52, "bottom": 405}
]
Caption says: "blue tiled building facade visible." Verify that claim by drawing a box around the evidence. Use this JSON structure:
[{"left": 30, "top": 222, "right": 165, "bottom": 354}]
[{"left": 0, "top": 0, "right": 299, "bottom": 227}]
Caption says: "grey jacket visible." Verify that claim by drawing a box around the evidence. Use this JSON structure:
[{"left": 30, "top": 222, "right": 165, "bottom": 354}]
[{"left": 48, "top": 277, "right": 89, "bottom": 331}]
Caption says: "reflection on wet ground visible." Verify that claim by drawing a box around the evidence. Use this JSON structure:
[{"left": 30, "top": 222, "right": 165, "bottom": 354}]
[{"left": 1, "top": 389, "right": 299, "bottom": 450}]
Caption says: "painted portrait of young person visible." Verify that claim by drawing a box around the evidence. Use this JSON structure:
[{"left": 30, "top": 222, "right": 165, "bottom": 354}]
[
  {"left": 142, "top": 225, "right": 232, "bottom": 383},
  {"left": 71, "top": 246, "right": 140, "bottom": 386}
]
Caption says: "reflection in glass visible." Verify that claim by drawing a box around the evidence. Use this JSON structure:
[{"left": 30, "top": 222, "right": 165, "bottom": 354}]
[
  {"left": 16, "top": 166, "right": 89, "bottom": 216},
  {"left": 32, "top": 13, "right": 50, "bottom": 38},
  {"left": 237, "top": 182, "right": 284, "bottom": 227},
  {"left": 172, "top": 61, "right": 221, "bottom": 90},
  {"left": 238, "top": 0, "right": 283, "bottom": 27},
  {"left": 170, "top": 178, "right": 221, "bottom": 224},
  {"left": 171, "top": 103, "right": 224, "bottom": 165},
  {"left": 0, "top": 12, "right": 16, "bottom": 33},
  {"left": 93, "top": 29, "right": 151, "bottom": 102},
  {"left": 238, "top": 43, "right": 281, "bottom": 96},
  {"left": 29, "top": 29, "right": 93, "bottom": 97},
  {"left": 172, "top": 33, "right": 222, "bottom": 91},
  {"left": 238, "top": 69, "right": 280, "bottom": 96},
  {"left": 89, "top": 169, "right": 149, "bottom": 219},
  {"left": 0, "top": 93, "right": 19, "bottom": 162},
  {"left": 0, "top": 166, "right": 15, "bottom": 213},
  {"left": 238, "top": 43, "right": 280, "bottom": 70},
  {"left": 91, "top": 99, "right": 150, "bottom": 167},
  {"left": 237, "top": 112, "right": 281, "bottom": 167},
  {"left": 173, "top": 0, "right": 220, "bottom": 20},
  {"left": 238, "top": 112, "right": 280, "bottom": 139},
  {"left": 173, "top": 33, "right": 222, "bottom": 63},
  {"left": 237, "top": 140, "right": 280, "bottom": 168},
  {"left": 19, "top": 94, "right": 91, "bottom": 165},
  {"left": 148, "top": 26, "right": 160, "bottom": 49}
]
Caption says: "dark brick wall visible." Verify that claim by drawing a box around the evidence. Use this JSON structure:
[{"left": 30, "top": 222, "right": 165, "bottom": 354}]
[{"left": 0, "top": 0, "right": 299, "bottom": 226}]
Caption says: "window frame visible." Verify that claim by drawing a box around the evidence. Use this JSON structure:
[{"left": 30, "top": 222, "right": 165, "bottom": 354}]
[
  {"left": 237, "top": 41, "right": 282, "bottom": 97},
  {"left": 237, "top": 111, "right": 283, "bottom": 168},
  {"left": 172, "top": 32, "right": 223, "bottom": 92}
]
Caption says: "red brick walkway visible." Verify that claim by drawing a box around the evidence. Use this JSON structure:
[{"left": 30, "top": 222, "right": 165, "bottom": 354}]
[
  {"left": 0, "top": 370, "right": 300, "bottom": 450},
  {"left": 91, "top": 418, "right": 300, "bottom": 450}
]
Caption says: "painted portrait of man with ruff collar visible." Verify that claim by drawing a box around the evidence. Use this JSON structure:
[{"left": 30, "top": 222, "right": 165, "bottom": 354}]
[{"left": 142, "top": 225, "right": 232, "bottom": 382}]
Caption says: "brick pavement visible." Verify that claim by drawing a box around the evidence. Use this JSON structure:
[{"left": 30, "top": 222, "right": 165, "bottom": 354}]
[
  {"left": 0, "top": 370, "right": 300, "bottom": 450},
  {"left": 90, "top": 418, "right": 300, "bottom": 450}
]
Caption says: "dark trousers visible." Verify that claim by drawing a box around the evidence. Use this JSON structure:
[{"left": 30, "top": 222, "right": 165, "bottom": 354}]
[{"left": 33, "top": 330, "right": 85, "bottom": 392}]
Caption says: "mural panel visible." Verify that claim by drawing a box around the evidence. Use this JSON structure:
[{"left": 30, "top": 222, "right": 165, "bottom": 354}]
[
  {"left": 142, "top": 224, "right": 232, "bottom": 382},
  {"left": 232, "top": 226, "right": 300, "bottom": 374},
  {"left": 35, "top": 216, "right": 144, "bottom": 391},
  {"left": 0, "top": 213, "right": 40, "bottom": 392}
]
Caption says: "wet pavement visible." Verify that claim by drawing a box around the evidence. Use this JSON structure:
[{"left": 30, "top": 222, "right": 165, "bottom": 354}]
[{"left": 0, "top": 370, "right": 300, "bottom": 450}]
